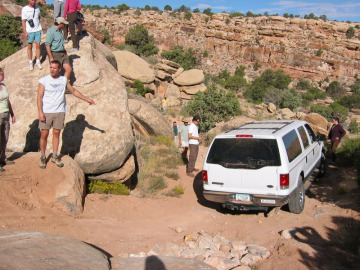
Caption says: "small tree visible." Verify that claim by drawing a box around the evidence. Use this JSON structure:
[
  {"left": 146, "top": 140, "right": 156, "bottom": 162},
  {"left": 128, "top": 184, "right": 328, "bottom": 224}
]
[
  {"left": 164, "top": 5, "right": 172, "bottom": 11},
  {"left": 184, "top": 12, "right": 192, "bottom": 20},
  {"left": 177, "top": 5, "right": 190, "bottom": 13},
  {"left": 133, "top": 80, "right": 146, "bottom": 96},
  {"left": 184, "top": 85, "right": 242, "bottom": 132},
  {"left": 349, "top": 119, "right": 359, "bottom": 134},
  {"left": 346, "top": 26, "right": 355, "bottom": 39},
  {"left": 161, "top": 46, "right": 197, "bottom": 70},
  {"left": 117, "top": 3, "right": 129, "bottom": 12},
  {"left": 326, "top": 81, "right": 346, "bottom": 98},
  {"left": 0, "top": 14, "right": 22, "bottom": 60},
  {"left": 203, "top": 8, "right": 213, "bottom": 16},
  {"left": 125, "top": 25, "right": 159, "bottom": 56},
  {"left": 193, "top": 8, "right": 200, "bottom": 13},
  {"left": 339, "top": 94, "right": 360, "bottom": 111}
]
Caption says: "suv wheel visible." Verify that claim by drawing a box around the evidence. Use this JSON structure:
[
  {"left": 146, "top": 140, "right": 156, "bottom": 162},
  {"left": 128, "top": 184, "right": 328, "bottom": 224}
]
[
  {"left": 317, "top": 153, "right": 327, "bottom": 178},
  {"left": 288, "top": 177, "right": 305, "bottom": 214}
]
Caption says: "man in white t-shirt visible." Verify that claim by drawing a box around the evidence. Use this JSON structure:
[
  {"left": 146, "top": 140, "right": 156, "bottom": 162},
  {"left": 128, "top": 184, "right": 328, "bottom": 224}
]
[
  {"left": 186, "top": 116, "right": 203, "bottom": 177},
  {"left": 21, "top": 0, "right": 43, "bottom": 71},
  {"left": 37, "top": 60, "right": 95, "bottom": 169}
]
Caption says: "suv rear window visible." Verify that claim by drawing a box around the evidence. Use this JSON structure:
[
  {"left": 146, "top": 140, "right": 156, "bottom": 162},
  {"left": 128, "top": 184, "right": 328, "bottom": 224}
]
[{"left": 206, "top": 138, "right": 281, "bottom": 169}]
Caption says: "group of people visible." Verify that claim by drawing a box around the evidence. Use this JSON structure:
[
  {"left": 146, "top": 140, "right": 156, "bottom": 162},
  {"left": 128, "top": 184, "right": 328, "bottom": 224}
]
[
  {"left": 172, "top": 116, "right": 203, "bottom": 177},
  {"left": 21, "top": 0, "right": 83, "bottom": 72}
]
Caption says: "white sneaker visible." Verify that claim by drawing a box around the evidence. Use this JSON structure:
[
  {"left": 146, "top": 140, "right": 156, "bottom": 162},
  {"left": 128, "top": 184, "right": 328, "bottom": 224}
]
[
  {"left": 36, "top": 61, "right": 43, "bottom": 70},
  {"left": 29, "top": 62, "right": 33, "bottom": 71}
]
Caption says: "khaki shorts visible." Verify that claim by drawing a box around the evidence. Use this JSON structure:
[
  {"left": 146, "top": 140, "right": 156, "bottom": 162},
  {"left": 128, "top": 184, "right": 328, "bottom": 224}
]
[
  {"left": 39, "top": 112, "right": 65, "bottom": 130},
  {"left": 51, "top": 51, "right": 70, "bottom": 66}
]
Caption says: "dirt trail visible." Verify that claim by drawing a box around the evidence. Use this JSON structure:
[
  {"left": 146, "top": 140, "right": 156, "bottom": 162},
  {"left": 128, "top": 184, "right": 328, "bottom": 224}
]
[{"left": 0, "top": 148, "right": 359, "bottom": 269}]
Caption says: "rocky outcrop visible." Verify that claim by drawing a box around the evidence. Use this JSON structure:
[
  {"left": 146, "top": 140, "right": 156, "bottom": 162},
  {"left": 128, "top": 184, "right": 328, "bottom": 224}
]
[
  {"left": 173, "top": 69, "right": 205, "bottom": 86},
  {"left": 0, "top": 230, "right": 110, "bottom": 270},
  {"left": 1, "top": 34, "right": 134, "bottom": 175},
  {"left": 113, "top": 50, "right": 155, "bottom": 84},
  {"left": 128, "top": 98, "right": 173, "bottom": 138},
  {"left": 84, "top": 9, "right": 360, "bottom": 84},
  {"left": 0, "top": 152, "right": 85, "bottom": 215}
]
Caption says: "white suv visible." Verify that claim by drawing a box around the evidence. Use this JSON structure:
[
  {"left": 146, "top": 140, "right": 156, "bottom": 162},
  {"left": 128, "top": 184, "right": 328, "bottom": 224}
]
[{"left": 202, "top": 120, "right": 326, "bottom": 214}]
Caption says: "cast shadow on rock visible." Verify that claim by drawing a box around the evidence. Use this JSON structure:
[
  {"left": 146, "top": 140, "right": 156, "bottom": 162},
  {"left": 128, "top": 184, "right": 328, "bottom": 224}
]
[
  {"left": 145, "top": 256, "right": 166, "bottom": 270},
  {"left": 60, "top": 114, "right": 105, "bottom": 159},
  {"left": 23, "top": 119, "right": 41, "bottom": 152}
]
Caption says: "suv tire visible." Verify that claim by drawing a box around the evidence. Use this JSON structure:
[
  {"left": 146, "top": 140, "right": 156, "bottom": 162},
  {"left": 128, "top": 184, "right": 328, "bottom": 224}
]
[
  {"left": 288, "top": 177, "right": 305, "bottom": 214},
  {"left": 317, "top": 153, "right": 327, "bottom": 178}
]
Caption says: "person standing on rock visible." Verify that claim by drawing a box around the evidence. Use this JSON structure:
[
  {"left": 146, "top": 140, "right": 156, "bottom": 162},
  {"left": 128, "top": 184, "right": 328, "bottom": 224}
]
[
  {"left": 53, "top": 0, "right": 66, "bottom": 20},
  {"left": 0, "top": 68, "right": 16, "bottom": 171},
  {"left": 178, "top": 118, "right": 189, "bottom": 161},
  {"left": 328, "top": 116, "right": 346, "bottom": 164},
  {"left": 63, "top": 0, "right": 82, "bottom": 53},
  {"left": 45, "top": 17, "right": 72, "bottom": 80},
  {"left": 186, "top": 116, "right": 203, "bottom": 177},
  {"left": 37, "top": 60, "right": 95, "bottom": 169},
  {"left": 21, "top": 0, "right": 43, "bottom": 71}
]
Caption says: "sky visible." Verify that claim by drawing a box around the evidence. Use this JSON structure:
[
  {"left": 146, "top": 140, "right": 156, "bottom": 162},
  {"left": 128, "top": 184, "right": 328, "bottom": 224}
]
[{"left": 47, "top": 0, "right": 360, "bottom": 23}]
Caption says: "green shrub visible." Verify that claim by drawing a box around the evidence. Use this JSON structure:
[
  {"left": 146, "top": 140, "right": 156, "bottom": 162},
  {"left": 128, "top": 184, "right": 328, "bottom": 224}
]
[
  {"left": 205, "top": 17, "right": 209, "bottom": 23},
  {"left": 235, "top": 66, "right": 246, "bottom": 77},
  {"left": 310, "top": 103, "right": 348, "bottom": 121},
  {"left": 161, "top": 45, "right": 197, "bottom": 70},
  {"left": 339, "top": 94, "right": 360, "bottom": 111},
  {"left": 184, "top": 84, "right": 242, "bottom": 132},
  {"left": 225, "top": 18, "right": 231, "bottom": 24},
  {"left": 326, "top": 81, "right": 346, "bottom": 98},
  {"left": 224, "top": 75, "right": 247, "bottom": 92},
  {"left": 134, "top": 9, "right": 141, "bottom": 16},
  {"left": 263, "top": 88, "right": 301, "bottom": 110},
  {"left": 204, "top": 132, "right": 217, "bottom": 147},
  {"left": 147, "top": 175, "right": 167, "bottom": 194},
  {"left": 133, "top": 80, "right": 146, "bottom": 96},
  {"left": 302, "top": 87, "right": 326, "bottom": 101},
  {"left": 349, "top": 119, "right": 359, "bottom": 134},
  {"left": 0, "top": 14, "right": 22, "bottom": 60},
  {"left": 125, "top": 24, "right": 159, "bottom": 56},
  {"left": 346, "top": 26, "right": 355, "bottom": 39},
  {"left": 164, "top": 5, "right": 172, "bottom": 11},
  {"left": 165, "top": 171, "right": 179, "bottom": 180},
  {"left": 316, "top": 48, "right": 323, "bottom": 56},
  {"left": 156, "top": 136, "right": 173, "bottom": 147},
  {"left": 296, "top": 79, "right": 312, "bottom": 90},
  {"left": 100, "top": 29, "right": 112, "bottom": 44},
  {"left": 203, "top": 50, "right": 208, "bottom": 58},
  {"left": 88, "top": 180, "right": 130, "bottom": 195},
  {"left": 184, "top": 12, "right": 192, "bottom": 20},
  {"left": 172, "top": 185, "right": 184, "bottom": 195},
  {"left": 203, "top": 8, "right": 213, "bottom": 16},
  {"left": 244, "top": 69, "right": 291, "bottom": 103},
  {"left": 350, "top": 81, "right": 360, "bottom": 94},
  {"left": 337, "top": 138, "right": 360, "bottom": 166}
]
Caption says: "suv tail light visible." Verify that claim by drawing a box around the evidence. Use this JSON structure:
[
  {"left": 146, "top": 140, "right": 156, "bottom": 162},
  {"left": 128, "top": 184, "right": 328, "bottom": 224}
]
[
  {"left": 236, "top": 135, "right": 253, "bottom": 138},
  {"left": 202, "top": 170, "right": 208, "bottom": 183},
  {"left": 280, "top": 174, "right": 289, "bottom": 188}
]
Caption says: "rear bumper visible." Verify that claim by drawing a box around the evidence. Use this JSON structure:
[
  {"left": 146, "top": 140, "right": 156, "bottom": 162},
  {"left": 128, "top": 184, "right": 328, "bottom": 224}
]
[{"left": 203, "top": 190, "right": 289, "bottom": 208}]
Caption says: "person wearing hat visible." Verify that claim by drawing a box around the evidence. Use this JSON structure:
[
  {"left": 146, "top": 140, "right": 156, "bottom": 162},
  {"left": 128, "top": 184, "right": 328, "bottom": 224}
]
[
  {"left": 328, "top": 116, "right": 346, "bottom": 163},
  {"left": 178, "top": 118, "right": 190, "bottom": 160},
  {"left": 45, "top": 17, "right": 72, "bottom": 80}
]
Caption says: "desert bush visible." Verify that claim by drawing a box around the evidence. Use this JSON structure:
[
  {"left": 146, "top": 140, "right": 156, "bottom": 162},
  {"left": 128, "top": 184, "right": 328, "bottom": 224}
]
[
  {"left": 172, "top": 186, "right": 184, "bottom": 195},
  {"left": 184, "top": 84, "right": 242, "bottom": 132},
  {"left": 164, "top": 5, "right": 172, "bottom": 11},
  {"left": 244, "top": 69, "right": 291, "bottom": 103},
  {"left": 337, "top": 137, "right": 360, "bottom": 166},
  {"left": 302, "top": 87, "right": 326, "bottom": 101},
  {"left": 100, "top": 29, "right": 112, "bottom": 44},
  {"left": 125, "top": 25, "right": 159, "bottom": 56},
  {"left": 339, "top": 94, "right": 360, "bottom": 111},
  {"left": 310, "top": 103, "right": 348, "bottom": 121},
  {"left": 203, "top": 8, "right": 213, "bottom": 16},
  {"left": 134, "top": 9, "right": 141, "bottom": 16},
  {"left": 184, "top": 12, "right": 192, "bottom": 20},
  {"left": 165, "top": 171, "right": 179, "bottom": 180},
  {"left": 309, "top": 104, "right": 332, "bottom": 120},
  {"left": 224, "top": 75, "right": 247, "bottom": 92},
  {"left": 161, "top": 46, "right": 197, "bottom": 70},
  {"left": 346, "top": 26, "right": 355, "bottom": 39},
  {"left": 203, "top": 50, "right": 208, "bottom": 58},
  {"left": 133, "top": 80, "right": 146, "bottom": 96},
  {"left": 349, "top": 119, "right": 359, "bottom": 134},
  {"left": 316, "top": 48, "right": 323, "bottom": 56},
  {"left": 296, "top": 79, "right": 311, "bottom": 90},
  {"left": 350, "top": 81, "right": 360, "bottom": 94},
  {"left": 263, "top": 88, "right": 301, "bottom": 110},
  {"left": 326, "top": 81, "right": 346, "bottom": 98},
  {"left": 88, "top": 180, "right": 130, "bottom": 195},
  {"left": 204, "top": 132, "right": 217, "bottom": 147},
  {"left": 0, "top": 14, "right": 22, "bottom": 61}
]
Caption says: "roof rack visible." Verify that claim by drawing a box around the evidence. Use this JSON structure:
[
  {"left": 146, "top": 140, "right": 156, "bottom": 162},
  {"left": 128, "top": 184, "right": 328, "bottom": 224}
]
[{"left": 225, "top": 121, "right": 294, "bottom": 134}]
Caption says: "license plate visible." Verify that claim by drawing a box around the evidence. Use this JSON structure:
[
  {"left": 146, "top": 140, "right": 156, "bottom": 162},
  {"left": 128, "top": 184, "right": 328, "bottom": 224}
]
[
  {"left": 235, "top": 194, "right": 250, "bottom": 202},
  {"left": 261, "top": 199, "right": 276, "bottom": 204}
]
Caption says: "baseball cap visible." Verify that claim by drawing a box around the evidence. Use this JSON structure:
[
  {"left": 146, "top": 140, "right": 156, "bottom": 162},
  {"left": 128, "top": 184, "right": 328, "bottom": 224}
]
[{"left": 56, "top": 17, "right": 69, "bottom": 24}]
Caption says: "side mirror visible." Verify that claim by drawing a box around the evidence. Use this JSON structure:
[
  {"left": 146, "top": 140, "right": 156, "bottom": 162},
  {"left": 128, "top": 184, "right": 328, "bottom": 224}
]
[{"left": 316, "top": 134, "right": 327, "bottom": 141}]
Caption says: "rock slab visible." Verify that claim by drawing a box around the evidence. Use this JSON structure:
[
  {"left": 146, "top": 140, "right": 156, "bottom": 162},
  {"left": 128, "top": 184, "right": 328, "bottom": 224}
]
[{"left": 0, "top": 230, "right": 110, "bottom": 270}]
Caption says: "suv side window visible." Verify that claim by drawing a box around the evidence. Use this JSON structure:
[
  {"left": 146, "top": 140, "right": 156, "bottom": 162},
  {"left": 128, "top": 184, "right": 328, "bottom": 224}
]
[
  {"left": 282, "top": 129, "right": 302, "bottom": 163},
  {"left": 297, "top": 126, "right": 309, "bottom": 149},
  {"left": 304, "top": 124, "right": 316, "bottom": 144}
]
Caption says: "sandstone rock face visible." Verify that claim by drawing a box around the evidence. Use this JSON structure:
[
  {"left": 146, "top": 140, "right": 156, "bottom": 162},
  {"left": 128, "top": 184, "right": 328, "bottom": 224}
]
[
  {"left": 88, "top": 154, "right": 135, "bottom": 182},
  {"left": 0, "top": 152, "right": 85, "bottom": 216},
  {"left": 1, "top": 35, "right": 134, "bottom": 175},
  {"left": 113, "top": 50, "right": 155, "bottom": 84},
  {"left": 128, "top": 98, "right": 173, "bottom": 138},
  {"left": 173, "top": 69, "right": 205, "bottom": 86},
  {"left": 0, "top": 230, "right": 109, "bottom": 270},
  {"left": 84, "top": 10, "right": 360, "bottom": 83},
  {"left": 181, "top": 83, "right": 207, "bottom": 95}
]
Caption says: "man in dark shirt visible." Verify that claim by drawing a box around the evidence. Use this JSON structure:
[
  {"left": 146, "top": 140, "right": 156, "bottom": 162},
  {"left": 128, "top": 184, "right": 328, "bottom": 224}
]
[{"left": 328, "top": 116, "right": 346, "bottom": 163}]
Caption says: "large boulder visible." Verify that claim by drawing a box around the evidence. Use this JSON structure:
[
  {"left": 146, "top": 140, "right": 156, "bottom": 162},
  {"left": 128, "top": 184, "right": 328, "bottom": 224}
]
[
  {"left": 0, "top": 152, "right": 85, "bottom": 215},
  {"left": 207, "top": 117, "right": 254, "bottom": 136},
  {"left": 173, "top": 69, "right": 205, "bottom": 86},
  {"left": 302, "top": 113, "right": 329, "bottom": 135},
  {"left": 128, "top": 98, "right": 173, "bottom": 138},
  {"left": 113, "top": 50, "right": 155, "bottom": 84},
  {"left": 1, "top": 34, "right": 134, "bottom": 174},
  {"left": 181, "top": 83, "right": 207, "bottom": 95},
  {"left": 0, "top": 230, "right": 109, "bottom": 270}
]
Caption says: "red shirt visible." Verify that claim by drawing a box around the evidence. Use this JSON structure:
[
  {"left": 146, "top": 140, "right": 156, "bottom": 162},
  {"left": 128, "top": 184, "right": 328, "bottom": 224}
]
[{"left": 64, "top": 0, "right": 81, "bottom": 18}]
